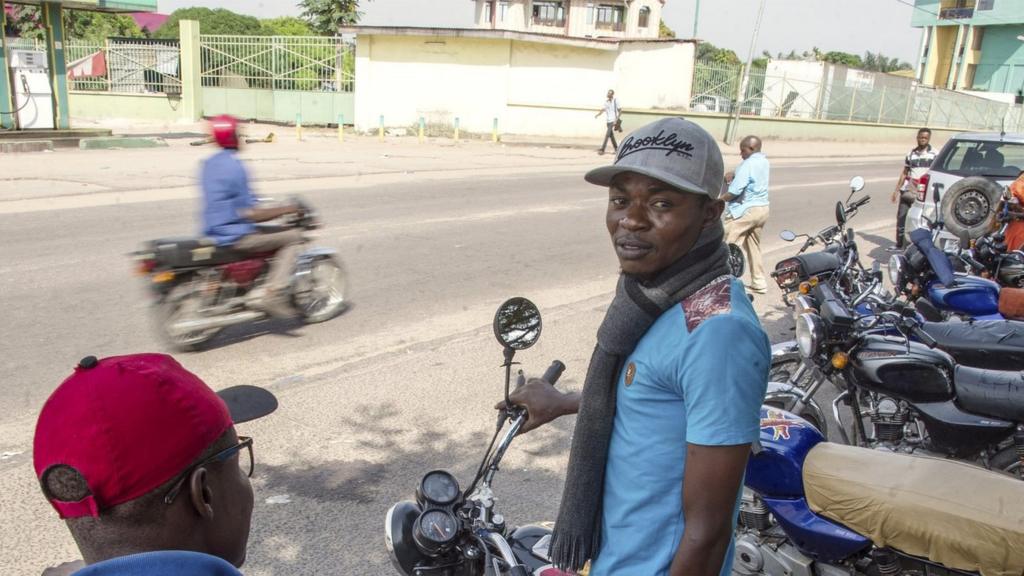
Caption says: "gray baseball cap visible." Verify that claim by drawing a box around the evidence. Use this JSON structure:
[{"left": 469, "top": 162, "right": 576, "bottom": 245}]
[{"left": 585, "top": 117, "right": 724, "bottom": 200}]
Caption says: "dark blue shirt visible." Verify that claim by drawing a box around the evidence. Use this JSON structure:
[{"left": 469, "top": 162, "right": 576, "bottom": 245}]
[
  {"left": 201, "top": 149, "right": 256, "bottom": 245},
  {"left": 73, "top": 551, "right": 242, "bottom": 576}
]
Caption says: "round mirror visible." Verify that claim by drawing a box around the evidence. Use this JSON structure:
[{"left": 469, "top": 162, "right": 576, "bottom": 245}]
[
  {"left": 780, "top": 230, "right": 797, "bottom": 242},
  {"left": 849, "top": 176, "right": 865, "bottom": 192},
  {"left": 493, "top": 297, "right": 542, "bottom": 350},
  {"left": 835, "top": 201, "right": 847, "bottom": 225}
]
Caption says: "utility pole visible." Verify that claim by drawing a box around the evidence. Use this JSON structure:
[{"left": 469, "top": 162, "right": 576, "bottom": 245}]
[
  {"left": 727, "top": 0, "right": 767, "bottom": 144},
  {"left": 693, "top": 0, "right": 701, "bottom": 38}
]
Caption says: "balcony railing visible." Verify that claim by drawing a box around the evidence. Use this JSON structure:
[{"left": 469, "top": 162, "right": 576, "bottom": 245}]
[
  {"left": 939, "top": 7, "right": 974, "bottom": 19},
  {"left": 595, "top": 21, "right": 626, "bottom": 32},
  {"left": 532, "top": 17, "right": 566, "bottom": 27}
]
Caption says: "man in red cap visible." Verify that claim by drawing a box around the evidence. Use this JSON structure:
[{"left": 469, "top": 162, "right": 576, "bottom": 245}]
[
  {"left": 34, "top": 354, "right": 277, "bottom": 575},
  {"left": 202, "top": 115, "right": 303, "bottom": 318}
]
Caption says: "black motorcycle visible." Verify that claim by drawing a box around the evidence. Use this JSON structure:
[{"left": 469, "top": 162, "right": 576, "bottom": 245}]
[
  {"left": 133, "top": 196, "right": 348, "bottom": 350},
  {"left": 386, "top": 297, "right": 571, "bottom": 576},
  {"left": 794, "top": 288, "right": 1024, "bottom": 477}
]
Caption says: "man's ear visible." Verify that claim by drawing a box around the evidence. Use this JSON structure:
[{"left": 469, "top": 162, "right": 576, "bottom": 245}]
[
  {"left": 188, "top": 467, "right": 215, "bottom": 520},
  {"left": 703, "top": 199, "right": 725, "bottom": 227}
]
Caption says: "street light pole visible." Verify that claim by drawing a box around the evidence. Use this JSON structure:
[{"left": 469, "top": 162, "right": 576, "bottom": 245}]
[
  {"left": 726, "top": 0, "right": 767, "bottom": 144},
  {"left": 693, "top": 0, "right": 701, "bottom": 38}
]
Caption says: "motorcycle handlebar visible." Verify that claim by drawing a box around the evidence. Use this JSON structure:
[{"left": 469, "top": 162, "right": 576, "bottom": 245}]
[
  {"left": 542, "top": 360, "right": 566, "bottom": 387},
  {"left": 851, "top": 196, "right": 870, "bottom": 210}
]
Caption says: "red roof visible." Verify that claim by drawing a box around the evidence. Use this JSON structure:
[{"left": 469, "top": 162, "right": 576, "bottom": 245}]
[{"left": 130, "top": 12, "right": 169, "bottom": 32}]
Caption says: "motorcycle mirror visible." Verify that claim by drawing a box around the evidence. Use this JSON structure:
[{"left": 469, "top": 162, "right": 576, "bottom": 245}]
[
  {"left": 493, "top": 297, "right": 542, "bottom": 351},
  {"left": 780, "top": 230, "right": 797, "bottom": 242},
  {"left": 835, "top": 201, "right": 847, "bottom": 226},
  {"left": 849, "top": 176, "right": 865, "bottom": 192}
]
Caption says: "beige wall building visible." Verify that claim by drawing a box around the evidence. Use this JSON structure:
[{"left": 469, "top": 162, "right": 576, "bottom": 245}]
[
  {"left": 473, "top": 0, "right": 664, "bottom": 40},
  {"left": 345, "top": 27, "right": 694, "bottom": 138}
]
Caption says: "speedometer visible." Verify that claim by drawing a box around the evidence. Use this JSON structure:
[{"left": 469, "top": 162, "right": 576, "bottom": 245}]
[
  {"left": 418, "top": 470, "right": 460, "bottom": 506},
  {"left": 413, "top": 510, "right": 459, "bottom": 556}
]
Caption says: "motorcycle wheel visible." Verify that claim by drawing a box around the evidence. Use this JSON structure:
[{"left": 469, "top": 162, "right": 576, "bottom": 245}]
[
  {"left": 728, "top": 243, "right": 746, "bottom": 278},
  {"left": 293, "top": 256, "right": 349, "bottom": 324},
  {"left": 991, "top": 446, "right": 1023, "bottom": 480},
  {"left": 158, "top": 283, "right": 221, "bottom": 351}
]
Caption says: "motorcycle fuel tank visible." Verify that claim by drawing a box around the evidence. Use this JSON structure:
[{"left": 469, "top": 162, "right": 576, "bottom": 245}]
[
  {"left": 745, "top": 407, "right": 824, "bottom": 499},
  {"left": 927, "top": 275, "right": 1000, "bottom": 317},
  {"left": 849, "top": 335, "right": 955, "bottom": 404}
]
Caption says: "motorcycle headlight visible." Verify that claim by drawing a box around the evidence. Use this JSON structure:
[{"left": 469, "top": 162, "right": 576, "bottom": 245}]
[
  {"left": 888, "top": 254, "right": 905, "bottom": 287},
  {"left": 386, "top": 501, "right": 426, "bottom": 575},
  {"left": 795, "top": 313, "right": 824, "bottom": 359},
  {"left": 792, "top": 295, "right": 817, "bottom": 323}
]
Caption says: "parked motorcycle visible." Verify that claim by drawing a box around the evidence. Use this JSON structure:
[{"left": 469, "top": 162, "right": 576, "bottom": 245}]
[
  {"left": 734, "top": 407, "right": 1024, "bottom": 576},
  {"left": 772, "top": 177, "right": 872, "bottom": 305},
  {"left": 133, "top": 196, "right": 348, "bottom": 351},
  {"left": 386, "top": 297, "right": 572, "bottom": 576}
]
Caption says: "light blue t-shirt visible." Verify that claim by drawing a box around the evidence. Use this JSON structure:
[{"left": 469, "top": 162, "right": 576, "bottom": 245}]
[
  {"left": 73, "top": 550, "right": 242, "bottom": 576},
  {"left": 590, "top": 276, "right": 770, "bottom": 576},
  {"left": 727, "top": 152, "right": 770, "bottom": 219}
]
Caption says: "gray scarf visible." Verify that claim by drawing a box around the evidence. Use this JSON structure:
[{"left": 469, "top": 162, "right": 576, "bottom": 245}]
[{"left": 549, "top": 220, "right": 732, "bottom": 572}]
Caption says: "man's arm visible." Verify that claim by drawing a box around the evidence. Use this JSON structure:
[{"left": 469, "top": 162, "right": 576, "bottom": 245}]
[
  {"left": 668, "top": 443, "right": 750, "bottom": 576},
  {"left": 722, "top": 161, "right": 750, "bottom": 202},
  {"left": 242, "top": 204, "right": 300, "bottom": 223},
  {"left": 495, "top": 378, "right": 580, "bottom": 433},
  {"left": 893, "top": 165, "right": 910, "bottom": 203}
]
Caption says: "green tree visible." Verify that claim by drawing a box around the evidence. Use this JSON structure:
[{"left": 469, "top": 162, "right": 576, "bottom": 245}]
[
  {"left": 299, "top": 0, "right": 368, "bottom": 35},
  {"left": 155, "top": 8, "right": 262, "bottom": 39},
  {"left": 696, "top": 41, "right": 740, "bottom": 65},
  {"left": 7, "top": 6, "right": 142, "bottom": 42},
  {"left": 259, "top": 16, "right": 314, "bottom": 36},
  {"left": 822, "top": 50, "right": 863, "bottom": 67},
  {"left": 658, "top": 19, "right": 676, "bottom": 39}
]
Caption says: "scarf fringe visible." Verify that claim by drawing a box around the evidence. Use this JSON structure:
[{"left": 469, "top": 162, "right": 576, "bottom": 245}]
[{"left": 550, "top": 532, "right": 601, "bottom": 573}]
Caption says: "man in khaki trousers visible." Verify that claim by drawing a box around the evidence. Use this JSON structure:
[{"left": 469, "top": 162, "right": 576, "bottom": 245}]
[{"left": 723, "top": 136, "right": 770, "bottom": 295}]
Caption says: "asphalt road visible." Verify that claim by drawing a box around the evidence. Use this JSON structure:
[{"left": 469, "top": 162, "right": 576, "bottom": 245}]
[{"left": 0, "top": 158, "right": 901, "bottom": 575}]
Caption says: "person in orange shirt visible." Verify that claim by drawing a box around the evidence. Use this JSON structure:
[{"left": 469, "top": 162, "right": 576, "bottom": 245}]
[{"left": 1004, "top": 171, "right": 1024, "bottom": 252}]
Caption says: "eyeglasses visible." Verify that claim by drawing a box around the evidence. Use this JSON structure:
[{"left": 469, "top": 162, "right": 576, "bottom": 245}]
[{"left": 163, "top": 436, "right": 254, "bottom": 505}]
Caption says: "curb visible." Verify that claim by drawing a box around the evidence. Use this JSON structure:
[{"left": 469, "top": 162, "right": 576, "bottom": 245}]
[
  {"left": 0, "top": 140, "right": 54, "bottom": 154},
  {"left": 79, "top": 137, "right": 169, "bottom": 150}
]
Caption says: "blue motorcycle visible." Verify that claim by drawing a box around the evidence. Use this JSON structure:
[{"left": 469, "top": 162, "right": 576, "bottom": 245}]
[{"left": 733, "top": 408, "right": 1024, "bottom": 576}]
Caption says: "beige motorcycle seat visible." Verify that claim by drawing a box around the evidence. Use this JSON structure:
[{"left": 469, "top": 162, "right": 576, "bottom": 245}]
[{"left": 803, "top": 442, "right": 1024, "bottom": 576}]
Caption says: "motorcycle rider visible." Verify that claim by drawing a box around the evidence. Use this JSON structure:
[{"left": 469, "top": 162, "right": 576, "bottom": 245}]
[
  {"left": 202, "top": 115, "right": 304, "bottom": 318},
  {"left": 33, "top": 354, "right": 275, "bottom": 575},
  {"left": 500, "top": 118, "right": 770, "bottom": 575}
]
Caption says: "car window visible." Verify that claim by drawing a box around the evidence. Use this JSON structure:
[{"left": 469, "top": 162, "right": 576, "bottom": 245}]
[{"left": 937, "top": 139, "right": 1024, "bottom": 179}]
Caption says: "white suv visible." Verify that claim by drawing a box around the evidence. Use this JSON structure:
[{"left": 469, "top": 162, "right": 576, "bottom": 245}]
[{"left": 908, "top": 132, "right": 1024, "bottom": 250}]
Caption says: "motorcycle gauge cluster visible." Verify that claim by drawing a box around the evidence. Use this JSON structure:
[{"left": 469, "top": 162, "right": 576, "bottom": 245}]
[{"left": 412, "top": 470, "right": 462, "bottom": 556}]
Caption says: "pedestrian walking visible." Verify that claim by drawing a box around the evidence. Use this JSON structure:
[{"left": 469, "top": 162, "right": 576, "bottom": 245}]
[
  {"left": 891, "top": 128, "right": 935, "bottom": 250},
  {"left": 595, "top": 89, "right": 621, "bottom": 155},
  {"left": 723, "top": 135, "right": 770, "bottom": 295}
]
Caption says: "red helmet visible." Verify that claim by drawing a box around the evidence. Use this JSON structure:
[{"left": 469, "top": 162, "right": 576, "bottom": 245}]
[{"left": 210, "top": 114, "right": 239, "bottom": 149}]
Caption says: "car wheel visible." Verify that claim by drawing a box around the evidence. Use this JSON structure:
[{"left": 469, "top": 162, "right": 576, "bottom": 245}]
[{"left": 939, "top": 176, "right": 1002, "bottom": 240}]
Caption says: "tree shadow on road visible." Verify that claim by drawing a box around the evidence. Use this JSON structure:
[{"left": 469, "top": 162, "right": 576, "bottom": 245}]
[
  {"left": 857, "top": 230, "right": 898, "bottom": 264},
  {"left": 244, "top": 400, "right": 571, "bottom": 575}
]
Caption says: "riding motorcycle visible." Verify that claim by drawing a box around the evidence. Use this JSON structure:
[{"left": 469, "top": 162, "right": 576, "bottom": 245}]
[
  {"left": 794, "top": 290, "right": 1024, "bottom": 476},
  {"left": 734, "top": 407, "right": 1024, "bottom": 576},
  {"left": 133, "top": 196, "right": 348, "bottom": 351},
  {"left": 386, "top": 297, "right": 572, "bottom": 576},
  {"left": 772, "top": 177, "right": 872, "bottom": 305}
]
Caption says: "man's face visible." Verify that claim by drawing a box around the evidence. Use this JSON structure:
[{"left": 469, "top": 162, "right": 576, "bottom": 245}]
[
  {"left": 740, "top": 142, "right": 754, "bottom": 159},
  {"left": 917, "top": 131, "right": 931, "bottom": 148},
  {"left": 607, "top": 90, "right": 614, "bottom": 99},
  {"left": 206, "top": 429, "right": 255, "bottom": 567},
  {"left": 606, "top": 173, "right": 721, "bottom": 281}
]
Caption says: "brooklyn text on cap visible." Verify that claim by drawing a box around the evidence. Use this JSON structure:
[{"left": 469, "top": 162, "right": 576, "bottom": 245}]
[
  {"left": 33, "top": 353, "right": 277, "bottom": 519},
  {"left": 585, "top": 117, "right": 725, "bottom": 200}
]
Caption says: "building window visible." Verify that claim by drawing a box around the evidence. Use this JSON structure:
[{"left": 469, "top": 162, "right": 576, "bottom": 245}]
[
  {"left": 639, "top": 6, "right": 651, "bottom": 28},
  {"left": 977, "top": 0, "right": 994, "bottom": 10},
  {"left": 484, "top": 1, "right": 492, "bottom": 24},
  {"left": 533, "top": 1, "right": 565, "bottom": 27},
  {"left": 499, "top": 0, "right": 509, "bottom": 21},
  {"left": 596, "top": 4, "right": 625, "bottom": 31},
  {"left": 972, "top": 26, "right": 985, "bottom": 50},
  {"left": 587, "top": 3, "right": 595, "bottom": 24}
]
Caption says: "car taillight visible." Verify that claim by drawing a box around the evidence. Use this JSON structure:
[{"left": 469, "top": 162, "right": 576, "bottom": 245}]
[{"left": 916, "top": 173, "right": 930, "bottom": 201}]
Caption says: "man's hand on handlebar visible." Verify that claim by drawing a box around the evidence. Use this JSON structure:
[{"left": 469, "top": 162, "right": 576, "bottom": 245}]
[{"left": 495, "top": 379, "right": 580, "bottom": 434}]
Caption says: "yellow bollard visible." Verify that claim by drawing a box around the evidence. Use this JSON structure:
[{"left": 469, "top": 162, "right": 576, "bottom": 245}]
[
  {"left": 492, "top": 118, "right": 499, "bottom": 143},
  {"left": 379, "top": 115, "right": 385, "bottom": 142},
  {"left": 419, "top": 117, "right": 425, "bottom": 144},
  {"left": 454, "top": 117, "right": 460, "bottom": 143},
  {"left": 337, "top": 113, "right": 344, "bottom": 143},
  {"left": 296, "top": 113, "right": 302, "bottom": 142}
]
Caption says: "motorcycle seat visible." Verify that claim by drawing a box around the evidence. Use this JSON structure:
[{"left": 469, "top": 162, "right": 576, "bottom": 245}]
[
  {"left": 803, "top": 442, "right": 1024, "bottom": 576},
  {"left": 920, "top": 321, "right": 1024, "bottom": 370},
  {"left": 796, "top": 252, "right": 841, "bottom": 276},
  {"left": 999, "top": 287, "right": 1024, "bottom": 320},
  {"left": 147, "top": 237, "right": 245, "bottom": 268},
  {"left": 954, "top": 365, "right": 1024, "bottom": 422}
]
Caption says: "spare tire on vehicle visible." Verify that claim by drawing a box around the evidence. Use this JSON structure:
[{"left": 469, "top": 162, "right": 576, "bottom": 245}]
[{"left": 939, "top": 176, "right": 1003, "bottom": 240}]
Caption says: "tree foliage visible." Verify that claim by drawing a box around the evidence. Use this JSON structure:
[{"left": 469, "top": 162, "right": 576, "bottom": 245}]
[
  {"left": 696, "top": 41, "right": 740, "bottom": 65},
  {"left": 259, "top": 17, "right": 315, "bottom": 36},
  {"left": 155, "top": 8, "right": 262, "bottom": 39},
  {"left": 658, "top": 19, "right": 676, "bottom": 39},
  {"left": 822, "top": 50, "right": 863, "bottom": 67},
  {"left": 298, "top": 0, "right": 368, "bottom": 35},
  {"left": 7, "top": 6, "right": 143, "bottom": 42}
]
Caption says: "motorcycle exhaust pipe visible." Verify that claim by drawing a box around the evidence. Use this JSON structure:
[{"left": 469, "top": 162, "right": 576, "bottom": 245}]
[{"left": 171, "top": 310, "right": 266, "bottom": 333}]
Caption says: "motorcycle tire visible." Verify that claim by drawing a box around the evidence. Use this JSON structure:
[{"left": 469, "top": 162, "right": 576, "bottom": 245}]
[
  {"left": 293, "top": 255, "right": 349, "bottom": 324},
  {"left": 728, "top": 243, "right": 746, "bottom": 278},
  {"left": 990, "top": 445, "right": 1023, "bottom": 480},
  {"left": 940, "top": 177, "right": 1002, "bottom": 240},
  {"left": 157, "top": 282, "right": 222, "bottom": 351}
]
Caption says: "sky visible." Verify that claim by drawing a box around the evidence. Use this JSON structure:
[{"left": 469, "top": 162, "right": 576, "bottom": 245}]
[{"left": 158, "top": 0, "right": 924, "bottom": 62}]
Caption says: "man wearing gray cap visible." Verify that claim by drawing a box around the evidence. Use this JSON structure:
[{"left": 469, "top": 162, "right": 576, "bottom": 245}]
[{"left": 500, "top": 118, "right": 770, "bottom": 576}]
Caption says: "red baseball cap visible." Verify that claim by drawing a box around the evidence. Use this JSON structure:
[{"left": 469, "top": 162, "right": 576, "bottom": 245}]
[{"left": 33, "top": 354, "right": 277, "bottom": 519}]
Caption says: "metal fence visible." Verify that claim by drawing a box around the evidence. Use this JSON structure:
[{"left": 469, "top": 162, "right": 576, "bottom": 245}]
[
  {"left": 199, "top": 35, "right": 355, "bottom": 92},
  {"left": 691, "top": 59, "right": 1024, "bottom": 132},
  {"left": 65, "top": 39, "right": 181, "bottom": 94}
]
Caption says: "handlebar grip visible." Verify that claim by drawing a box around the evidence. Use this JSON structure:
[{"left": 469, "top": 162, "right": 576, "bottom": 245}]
[
  {"left": 913, "top": 326, "right": 938, "bottom": 349},
  {"left": 542, "top": 360, "right": 566, "bottom": 386}
]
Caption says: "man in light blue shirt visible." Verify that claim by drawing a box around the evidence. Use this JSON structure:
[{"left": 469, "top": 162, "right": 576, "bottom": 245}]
[{"left": 724, "top": 135, "right": 770, "bottom": 294}]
